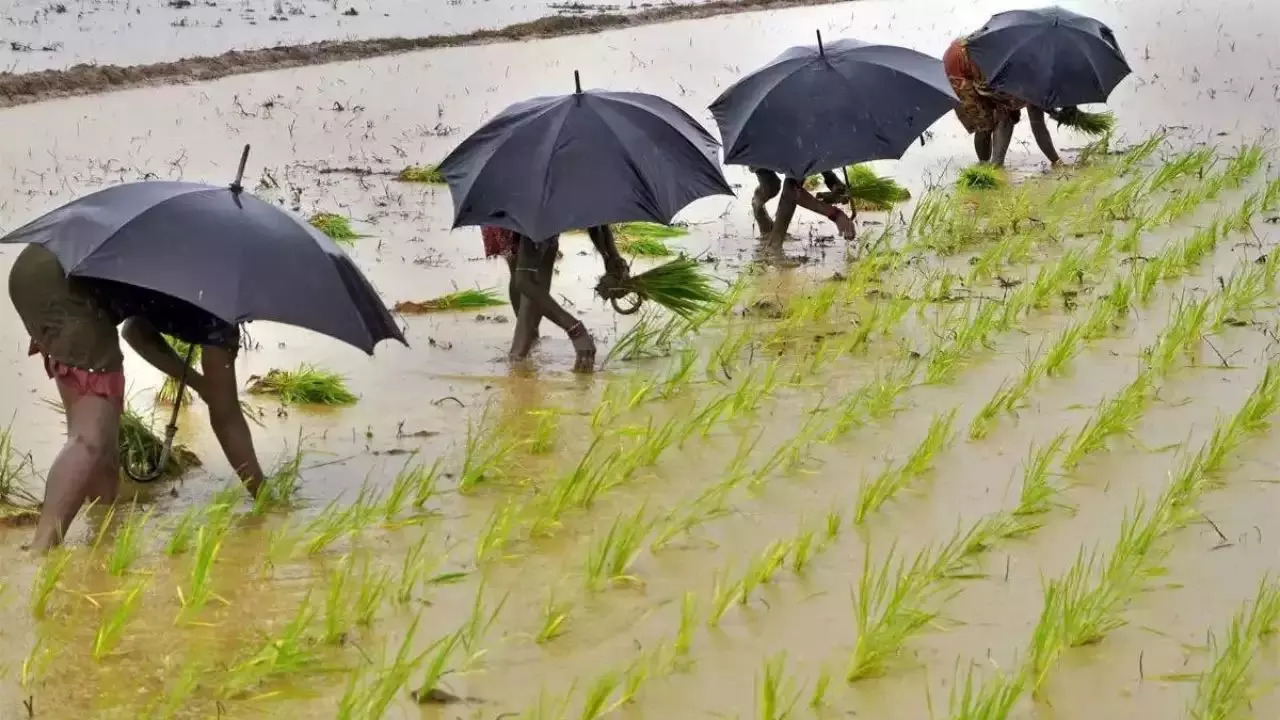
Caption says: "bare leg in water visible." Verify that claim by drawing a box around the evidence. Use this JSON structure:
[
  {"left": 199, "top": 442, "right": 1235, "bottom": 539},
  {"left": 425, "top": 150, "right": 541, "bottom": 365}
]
[
  {"left": 30, "top": 384, "right": 121, "bottom": 553},
  {"left": 990, "top": 115, "right": 1016, "bottom": 167},
  {"left": 974, "top": 130, "right": 994, "bottom": 163},
  {"left": 762, "top": 177, "right": 857, "bottom": 252},
  {"left": 1027, "top": 107, "right": 1062, "bottom": 166},
  {"left": 508, "top": 234, "right": 597, "bottom": 372}
]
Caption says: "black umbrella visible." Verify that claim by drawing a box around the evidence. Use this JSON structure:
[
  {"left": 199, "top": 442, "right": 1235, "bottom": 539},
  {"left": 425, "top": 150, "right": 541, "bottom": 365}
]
[
  {"left": 0, "top": 146, "right": 406, "bottom": 480},
  {"left": 709, "top": 31, "right": 959, "bottom": 180},
  {"left": 964, "top": 6, "right": 1130, "bottom": 109},
  {"left": 439, "top": 71, "right": 734, "bottom": 243}
]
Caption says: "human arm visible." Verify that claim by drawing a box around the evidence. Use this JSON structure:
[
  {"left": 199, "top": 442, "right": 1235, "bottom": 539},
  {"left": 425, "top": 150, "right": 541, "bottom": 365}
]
[
  {"left": 120, "top": 316, "right": 206, "bottom": 395},
  {"left": 199, "top": 344, "right": 264, "bottom": 496},
  {"left": 587, "top": 225, "right": 630, "bottom": 280},
  {"left": 1028, "top": 107, "right": 1061, "bottom": 166}
]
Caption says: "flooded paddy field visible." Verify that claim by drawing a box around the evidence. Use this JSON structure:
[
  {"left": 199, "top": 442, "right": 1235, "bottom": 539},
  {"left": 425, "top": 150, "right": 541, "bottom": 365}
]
[{"left": 2, "top": 0, "right": 1280, "bottom": 717}]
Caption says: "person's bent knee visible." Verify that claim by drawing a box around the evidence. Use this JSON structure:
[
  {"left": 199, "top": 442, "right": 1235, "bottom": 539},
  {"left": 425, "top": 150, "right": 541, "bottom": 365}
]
[{"left": 754, "top": 171, "right": 781, "bottom": 199}]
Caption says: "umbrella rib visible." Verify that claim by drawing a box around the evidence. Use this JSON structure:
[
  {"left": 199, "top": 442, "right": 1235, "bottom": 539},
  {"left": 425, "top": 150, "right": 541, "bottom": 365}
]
[{"left": 534, "top": 102, "right": 576, "bottom": 239}]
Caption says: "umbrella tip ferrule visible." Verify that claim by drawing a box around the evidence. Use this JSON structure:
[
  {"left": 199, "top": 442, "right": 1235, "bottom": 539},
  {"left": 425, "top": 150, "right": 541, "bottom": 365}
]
[
  {"left": 574, "top": 70, "right": 582, "bottom": 94},
  {"left": 816, "top": 29, "right": 825, "bottom": 56}
]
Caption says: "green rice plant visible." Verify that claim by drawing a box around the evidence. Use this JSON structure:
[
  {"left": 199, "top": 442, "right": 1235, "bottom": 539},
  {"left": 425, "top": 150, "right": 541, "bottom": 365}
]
[
  {"left": 457, "top": 409, "right": 524, "bottom": 493},
  {"left": 393, "top": 287, "right": 505, "bottom": 314},
  {"left": 30, "top": 547, "right": 72, "bottom": 619},
  {"left": 809, "top": 666, "right": 831, "bottom": 709},
  {"left": 1062, "top": 371, "right": 1155, "bottom": 469},
  {"left": 842, "top": 165, "right": 912, "bottom": 211},
  {"left": 756, "top": 652, "right": 803, "bottom": 720},
  {"left": 337, "top": 613, "right": 424, "bottom": 719},
  {"left": 393, "top": 534, "right": 436, "bottom": 604},
  {"left": 176, "top": 524, "right": 224, "bottom": 620},
  {"left": 854, "top": 409, "right": 956, "bottom": 523},
  {"left": 1052, "top": 108, "right": 1115, "bottom": 136},
  {"left": 411, "top": 630, "right": 465, "bottom": 704},
  {"left": 790, "top": 529, "right": 817, "bottom": 575},
  {"left": 597, "top": 256, "right": 723, "bottom": 320},
  {"left": 354, "top": 560, "right": 391, "bottom": 627},
  {"left": 224, "top": 594, "right": 324, "bottom": 697},
  {"left": 92, "top": 577, "right": 148, "bottom": 660},
  {"left": 707, "top": 566, "right": 745, "bottom": 628},
  {"left": 0, "top": 422, "right": 39, "bottom": 518},
  {"left": 536, "top": 591, "right": 571, "bottom": 644},
  {"left": 1010, "top": 432, "right": 1070, "bottom": 532},
  {"left": 474, "top": 499, "right": 519, "bottom": 565},
  {"left": 322, "top": 556, "right": 355, "bottom": 644},
  {"left": 117, "top": 403, "right": 201, "bottom": 478},
  {"left": 164, "top": 506, "right": 200, "bottom": 556},
  {"left": 145, "top": 660, "right": 201, "bottom": 720},
  {"left": 739, "top": 540, "right": 794, "bottom": 605},
  {"left": 1042, "top": 323, "right": 1085, "bottom": 377},
  {"left": 618, "top": 235, "right": 674, "bottom": 257},
  {"left": 673, "top": 591, "right": 697, "bottom": 661},
  {"left": 246, "top": 363, "right": 358, "bottom": 405},
  {"left": 948, "top": 660, "right": 1026, "bottom": 720},
  {"left": 583, "top": 505, "right": 651, "bottom": 589},
  {"left": 396, "top": 164, "right": 446, "bottom": 183},
  {"left": 847, "top": 542, "right": 944, "bottom": 681},
  {"left": 614, "top": 221, "right": 688, "bottom": 240},
  {"left": 106, "top": 503, "right": 151, "bottom": 576},
  {"left": 156, "top": 335, "right": 202, "bottom": 404},
  {"left": 1189, "top": 577, "right": 1280, "bottom": 720},
  {"left": 309, "top": 211, "right": 362, "bottom": 244},
  {"left": 957, "top": 164, "right": 1004, "bottom": 190},
  {"left": 1118, "top": 131, "right": 1166, "bottom": 174}
]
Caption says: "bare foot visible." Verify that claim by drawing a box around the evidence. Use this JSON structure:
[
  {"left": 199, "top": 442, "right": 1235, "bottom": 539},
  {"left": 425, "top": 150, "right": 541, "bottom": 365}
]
[
  {"left": 752, "top": 201, "right": 774, "bottom": 236},
  {"left": 570, "top": 332, "right": 596, "bottom": 373}
]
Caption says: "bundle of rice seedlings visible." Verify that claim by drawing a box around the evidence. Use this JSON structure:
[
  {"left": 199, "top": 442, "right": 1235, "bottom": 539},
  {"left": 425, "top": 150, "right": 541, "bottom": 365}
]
[
  {"left": 617, "top": 235, "right": 674, "bottom": 257},
  {"left": 157, "top": 335, "right": 202, "bottom": 404},
  {"left": 308, "top": 212, "right": 361, "bottom": 245},
  {"left": 394, "top": 288, "right": 506, "bottom": 314},
  {"left": 247, "top": 364, "right": 358, "bottom": 405},
  {"left": 396, "top": 164, "right": 447, "bottom": 183},
  {"left": 119, "top": 405, "right": 201, "bottom": 479},
  {"left": 0, "top": 425, "right": 40, "bottom": 525},
  {"left": 1052, "top": 108, "right": 1116, "bottom": 137},
  {"left": 594, "top": 255, "right": 722, "bottom": 320},
  {"left": 614, "top": 221, "right": 688, "bottom": 240},
  {"left": 957, "top": 164, "right": 1004, "bottom": 190},
  {"left": 843, "top": 165, "right": 912, "bottom": 211}
]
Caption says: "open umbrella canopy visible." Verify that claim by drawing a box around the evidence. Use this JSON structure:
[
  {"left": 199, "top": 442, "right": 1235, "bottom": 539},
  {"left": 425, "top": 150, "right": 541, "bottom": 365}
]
[
  {"left": 709, "top": 32, "right": 959, "bottom": 179},
  {"left": 965, "top": 6, "right": 1130, "bottom": 109},
  {"left": 0, "top": 180, "right": 406, "bottom": 355},
  {"left": 438, "top": 72, "right": 734, "bottom": 244}
]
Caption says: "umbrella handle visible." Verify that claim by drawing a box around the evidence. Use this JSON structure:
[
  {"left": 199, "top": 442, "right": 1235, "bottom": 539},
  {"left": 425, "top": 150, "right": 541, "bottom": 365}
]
[
  {"left": 124, "top": 346, "right": 194, "bottom": 483},
  {"left": 229, "top": 144, "right": 251, "bottom": 193},
  {"left": 610, "top": 293, "right": 644, "bottom": 315}
]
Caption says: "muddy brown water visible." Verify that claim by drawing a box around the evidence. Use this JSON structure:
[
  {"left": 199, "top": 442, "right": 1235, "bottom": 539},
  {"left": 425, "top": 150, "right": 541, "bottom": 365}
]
[{"left": 1, "top": 0, "right": 1280, "bottom": 717}]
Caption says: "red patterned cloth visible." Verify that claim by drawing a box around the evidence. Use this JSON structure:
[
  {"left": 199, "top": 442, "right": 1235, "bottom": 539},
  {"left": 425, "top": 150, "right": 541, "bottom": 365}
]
[
  {"left": 28, "top": 339, "right": 125, "bottom": 405},
  {"left": 943, "top": 37, "right": 1026, "bottom": 134},
  {"left": 481, "top": 226, "right": 517, "bottom": 259}
]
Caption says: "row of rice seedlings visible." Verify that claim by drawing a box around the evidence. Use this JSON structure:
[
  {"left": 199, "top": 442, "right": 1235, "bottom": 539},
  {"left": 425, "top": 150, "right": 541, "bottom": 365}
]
[
  {"left": 1020, "top": 360, "right": 1280, "bottom": 699},
  {"left": 852, "top": 408, "right": 956, "bottom": 522},
  {"left": 1187, "top": 577, "right": 1280, "bottom": 720},
  {"left": 246, "top": 364, "right": 358, "bottom": 405},
  {"left": 393, "top": 287, "right": 505, "bottom": 314}
]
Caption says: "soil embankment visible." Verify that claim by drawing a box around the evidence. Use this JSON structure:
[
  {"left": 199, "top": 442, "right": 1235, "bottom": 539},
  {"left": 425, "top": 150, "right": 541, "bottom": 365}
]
[{"left": 0, "top": 0, "right": 846, "bottom": 108}]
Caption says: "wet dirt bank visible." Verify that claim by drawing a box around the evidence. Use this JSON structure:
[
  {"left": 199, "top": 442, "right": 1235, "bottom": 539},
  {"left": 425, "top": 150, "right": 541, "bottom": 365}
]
[{"left": 0, "top": 0, "right": 847, "bottom": 108}]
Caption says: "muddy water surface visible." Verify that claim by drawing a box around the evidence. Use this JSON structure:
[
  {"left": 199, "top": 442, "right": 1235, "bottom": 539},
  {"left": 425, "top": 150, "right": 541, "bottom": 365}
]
[{"left": 2, "top": 0, "right": 1280, "bottom": 718}]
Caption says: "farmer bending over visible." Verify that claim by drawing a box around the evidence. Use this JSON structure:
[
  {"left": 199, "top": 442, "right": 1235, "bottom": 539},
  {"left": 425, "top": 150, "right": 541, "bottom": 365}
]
[
  {"left": 481, "top": 224, "right": 629, "bottom": 373},
  {"left": 943, "top": 35, "right": 1062, "bottom": 168},
  {"left": 751, "top": 168, "right": 856, "bottom": 252},
  {"left": 8, "top": 245, "right": 265, "bottom": 551}
]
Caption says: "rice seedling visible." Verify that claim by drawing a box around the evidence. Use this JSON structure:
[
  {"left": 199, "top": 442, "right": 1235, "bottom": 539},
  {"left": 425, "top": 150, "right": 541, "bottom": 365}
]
[
  {"left": 841, "top": 164, "right": 912, "bottom": 211},
  {"left": 707, "top": 566, "right": 745, "bottom": 628},
  {"left": 672, "top": 591, "right": 697, "bottom": 661},
  {"left": 618, "top": 235, "right": 674, "bottom": 257},
  {"left": 1188, "top": 577, "right": 1280, "bottom": 720},
  {"left": 322, "top": 556, "right": 355, "bottom": 644},
  {"left": 309, "top": 211, "right": 362, "bottom": 244},
  {"left": 847, "top": 543, "right": 944, "bottom": 681},
  {"left": 756, "top": 652, "right": 803, "bottom": 720},
  {"left": 224, "top": 594, "right": 325, "bottom": 697},
  {"left": 957, "top": 164, "right": 1004, "bottom": 190},
  {"left": 0, "top": 423, "right": 39, "bottom": 519},
  {"left": 30, "top": 547, "right": 71, "bottom": 619},
  {"left": 176, "top": 520, "right": 228, "bottom": 622},
  {"left": 411, "top": 630, "right": 465, "bottom": 704},
  {"left": 854, "top": 409, "right": 956, "bottom": 523},
  {"left": 92, "top": 577, "right": 148, "bottom": 660},
  {"left": 790, "top": 529, "right": 817, "bottom": 575},
  {"left": 1052, "top": 108, "right": 1116, "bottom": 136},
  {"left": 474, "top": 499, "right": 519, "bottom": 565},
  {"left": 165, "top": 505, "right": 200, "bottom": 556},
  {"left": 394, "top": 534, "right": 437, "bottom": 604},
  {"left": 595, "top": 255, "right": 723, "bottom": 320},
  {"left": 739, "top": 539, "right": 794, "bottom": 605},
  {"left": 246, "top": 364, "right": 358, "bottom": 405},
  {"left": 354, "top": 560, "right": 391, "bottom": 627},
  {"left": 106, "top": 503, "right": 151, "bottom": 575},
  {"left": 338, "top": 613, "right": 424, "bottom": 719},
  {"left": 1061, "top": 371, "right": 1155, "bottom": 469},
  {"left": 396, "top": 164, "right": 446, "bottom": 183},
  {"left": 1011, "top": 432, "right": 1070, "bottom": 530},
  {"left": 583, "top": 505, "right": 651, "bottom": 589},
  {"left": 156, "top": 335, "right": 201, "bottom": 404},
  {"left": 393, "top": 287, "right": 505, "bottom": 314},
  {"left": 117, "top": 403, "right": 201, "bottom": 478},
  {"left": 948, "top": 661, "right": 1026, "bottom": 720},
  {"left": 536, "top": 591, "right": 572, "bottom": 644},
  {"left": 458, "top": 409, "right": 525, "bottom": 493},
  {"left": 1041, "top": 323, "right": 1084, "bottom": 377}
]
